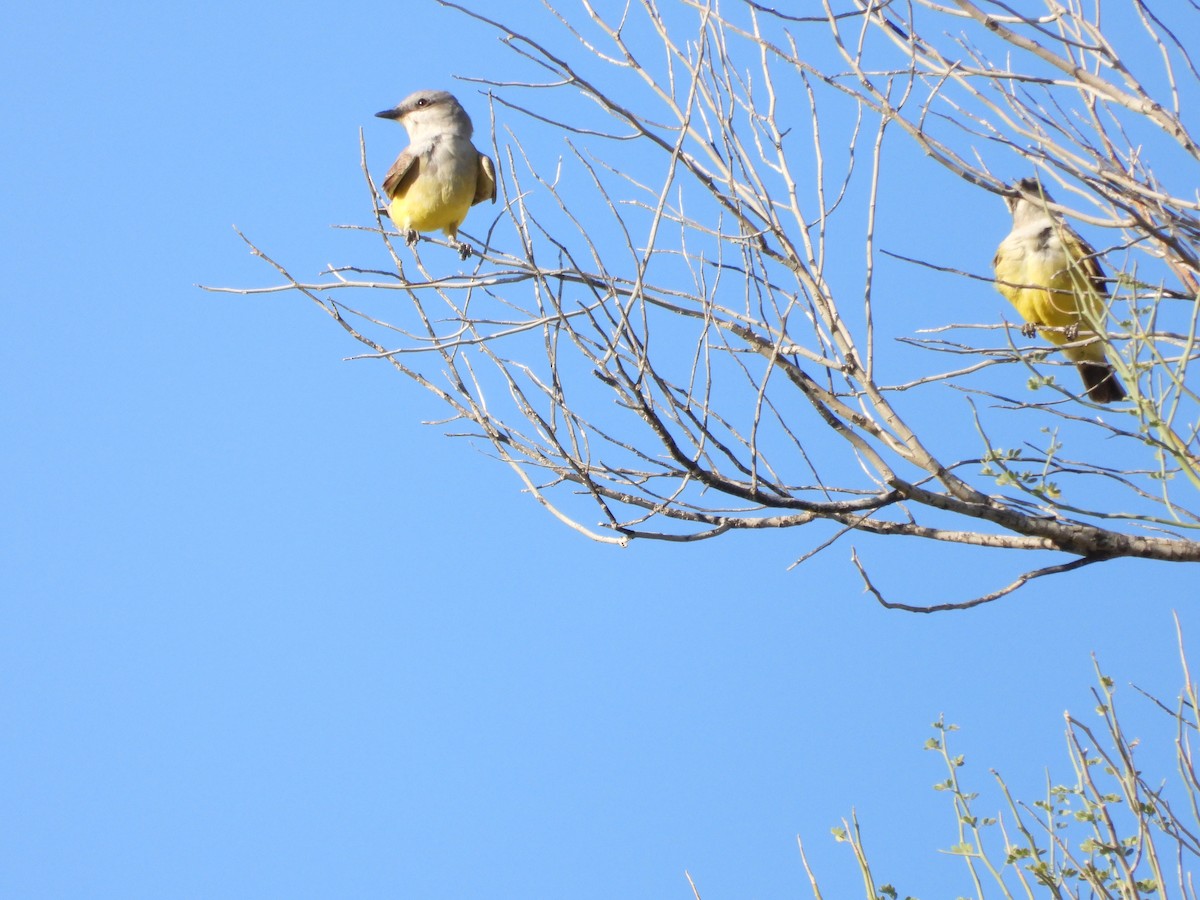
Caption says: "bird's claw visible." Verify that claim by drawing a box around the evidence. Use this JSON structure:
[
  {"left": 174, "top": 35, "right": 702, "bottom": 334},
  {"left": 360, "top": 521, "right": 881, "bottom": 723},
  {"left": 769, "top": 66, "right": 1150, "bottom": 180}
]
[
  {"left": 405, "top": 229, "right": 419, "bottom": 247},
  {"left": 457, "top": 241, "right": 474, "bottom": 260},
  {"left": 1063, "top": 323, "right": 1079, "bottom": 341},
  {"left": 1020, "top": 322, "right": 1038, "bottom": 339}
]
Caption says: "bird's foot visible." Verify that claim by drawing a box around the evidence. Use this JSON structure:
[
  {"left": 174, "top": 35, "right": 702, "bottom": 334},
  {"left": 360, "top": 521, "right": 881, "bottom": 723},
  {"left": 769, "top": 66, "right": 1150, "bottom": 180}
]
[
  {"left": 457, "top": 241, "right": 474, "bottom": 260},
  {"left": 1020, "top": 322, "right": 1038, "bottom": 339},
  {"left": 405, "top": 229, "right": 419, "bottom": 247},
  {"left": 1063, "top": 323, "right": 1079, "bottom": 341}
]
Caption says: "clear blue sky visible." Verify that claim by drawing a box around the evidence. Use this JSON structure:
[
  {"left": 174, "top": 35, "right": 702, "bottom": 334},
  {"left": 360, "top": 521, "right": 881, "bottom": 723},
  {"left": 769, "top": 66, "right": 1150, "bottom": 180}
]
[{"left": 3, "top": 2, "right": 1197, "bottom": 898}]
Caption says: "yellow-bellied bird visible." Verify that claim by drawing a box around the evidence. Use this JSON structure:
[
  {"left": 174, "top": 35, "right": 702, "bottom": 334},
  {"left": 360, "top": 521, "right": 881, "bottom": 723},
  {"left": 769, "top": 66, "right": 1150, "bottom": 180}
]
[
  {"left": 375, "top": 90, "right": 496, "bottom": 259},
  {"left": 993, "top": 178, "right": 1126, "bottom": 403}
]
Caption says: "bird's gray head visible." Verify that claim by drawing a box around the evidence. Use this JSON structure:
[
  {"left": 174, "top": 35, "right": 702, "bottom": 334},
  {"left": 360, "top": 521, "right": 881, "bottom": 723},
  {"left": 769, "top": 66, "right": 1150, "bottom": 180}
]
[
  {"left": 1004, "top": 177, "right": 1054, "bottom": 224},
  {"left": 375, "top": 89, "right": 473, "bottom": 140}
]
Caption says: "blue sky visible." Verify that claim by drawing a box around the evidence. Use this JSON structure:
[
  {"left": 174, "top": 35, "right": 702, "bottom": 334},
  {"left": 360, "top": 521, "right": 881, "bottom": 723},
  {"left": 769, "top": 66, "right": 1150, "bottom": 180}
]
[{"left": 3, "top": 2, "right": 1198, "bottom": 898}]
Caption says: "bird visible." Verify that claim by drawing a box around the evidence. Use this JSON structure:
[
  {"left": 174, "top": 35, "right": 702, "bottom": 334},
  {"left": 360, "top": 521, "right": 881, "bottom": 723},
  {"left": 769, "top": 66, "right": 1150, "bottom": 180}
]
[
  {"left": 993, "top": 177, "right": 1127, "bottom": 403},
  {"left": 374, "top": 90, "right": 496, "bottom": 259}
]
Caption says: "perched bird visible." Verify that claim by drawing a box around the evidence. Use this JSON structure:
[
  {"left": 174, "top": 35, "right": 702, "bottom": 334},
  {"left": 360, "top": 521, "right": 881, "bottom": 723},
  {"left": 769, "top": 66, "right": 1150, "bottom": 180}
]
[
  {"left": 375, "top": 90, "right": 496, "bottom": 259},
  {"left": 993, "top": 178, "right": 1126, "bottom": 403}
]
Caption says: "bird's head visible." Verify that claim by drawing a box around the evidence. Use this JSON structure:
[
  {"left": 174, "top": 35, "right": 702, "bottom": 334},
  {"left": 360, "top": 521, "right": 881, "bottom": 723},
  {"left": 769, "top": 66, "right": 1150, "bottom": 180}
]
[
  {"left": 1004, "top": 177, "right": 1054, "bottom": 223},
  {"left": 375, "top": 90, "right": 472, "bottom": 141},
  {"left": 1004, "top": 176, "right": 1052, "bottom": 205}
]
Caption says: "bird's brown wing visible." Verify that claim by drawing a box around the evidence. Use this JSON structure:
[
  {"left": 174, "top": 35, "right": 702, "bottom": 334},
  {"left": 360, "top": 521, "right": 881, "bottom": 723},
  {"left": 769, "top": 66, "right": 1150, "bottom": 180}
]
[
  {"left": 473, "top": 153, "right": 497, "bottom": 206},
  {"left": 1062, "top": 226, "right": 1108, "bottom": 294},
  {"left": 382, "top": 150, "right": 419, "bottom": 200}
]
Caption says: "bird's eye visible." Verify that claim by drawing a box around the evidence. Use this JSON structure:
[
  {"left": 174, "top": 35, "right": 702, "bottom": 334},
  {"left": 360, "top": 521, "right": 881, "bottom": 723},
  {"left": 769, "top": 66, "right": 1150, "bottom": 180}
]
[{"left": 416, "top": 98, "right": 428, "bottom": 107}]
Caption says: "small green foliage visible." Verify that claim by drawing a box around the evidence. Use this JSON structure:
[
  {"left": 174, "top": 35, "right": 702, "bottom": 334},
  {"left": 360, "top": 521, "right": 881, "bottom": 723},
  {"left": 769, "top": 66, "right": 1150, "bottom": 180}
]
[
  {"left": 1034, "top": 481, "right": 1062, "bottom": 499},
  {"left": 978, "top": 432, "right": 1064, "bottom": 495},
  {"left": 1081, "top": 862, "right": 1112, "bottom": 885},
  {"left": 811, "top": 647, "right": 1197, "bottom": 899}
]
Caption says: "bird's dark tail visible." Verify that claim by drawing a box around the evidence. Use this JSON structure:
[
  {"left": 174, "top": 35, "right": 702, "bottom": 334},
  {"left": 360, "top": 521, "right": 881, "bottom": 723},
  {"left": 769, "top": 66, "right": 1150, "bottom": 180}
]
[{"left": 1077, "top": 362, "right": 1127, "bottom": 404}]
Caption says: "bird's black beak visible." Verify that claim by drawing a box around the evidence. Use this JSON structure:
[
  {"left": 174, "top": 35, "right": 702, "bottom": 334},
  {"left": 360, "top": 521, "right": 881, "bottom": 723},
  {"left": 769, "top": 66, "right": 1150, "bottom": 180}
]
[{"left": 375, "top": 108, "right": 401, "bottom": 120}]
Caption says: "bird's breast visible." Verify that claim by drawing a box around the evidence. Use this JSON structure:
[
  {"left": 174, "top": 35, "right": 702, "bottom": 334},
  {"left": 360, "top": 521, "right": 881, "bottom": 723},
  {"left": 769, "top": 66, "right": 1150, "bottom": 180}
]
[{"left": 387, "top": 137, "right": 480, "bottom": 235}]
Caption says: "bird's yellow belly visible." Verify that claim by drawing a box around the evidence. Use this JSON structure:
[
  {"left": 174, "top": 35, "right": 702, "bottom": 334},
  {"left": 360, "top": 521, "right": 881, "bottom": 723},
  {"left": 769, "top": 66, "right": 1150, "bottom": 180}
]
[
  {"left": 995, "top": 247, "right": 1101, "bottom": 352},
  {"left": 1006, "top": 286, "right": 1080, "bottom": 346},
  {"left": 388, "top": 172, "right": 475, "bottom": 237}
]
